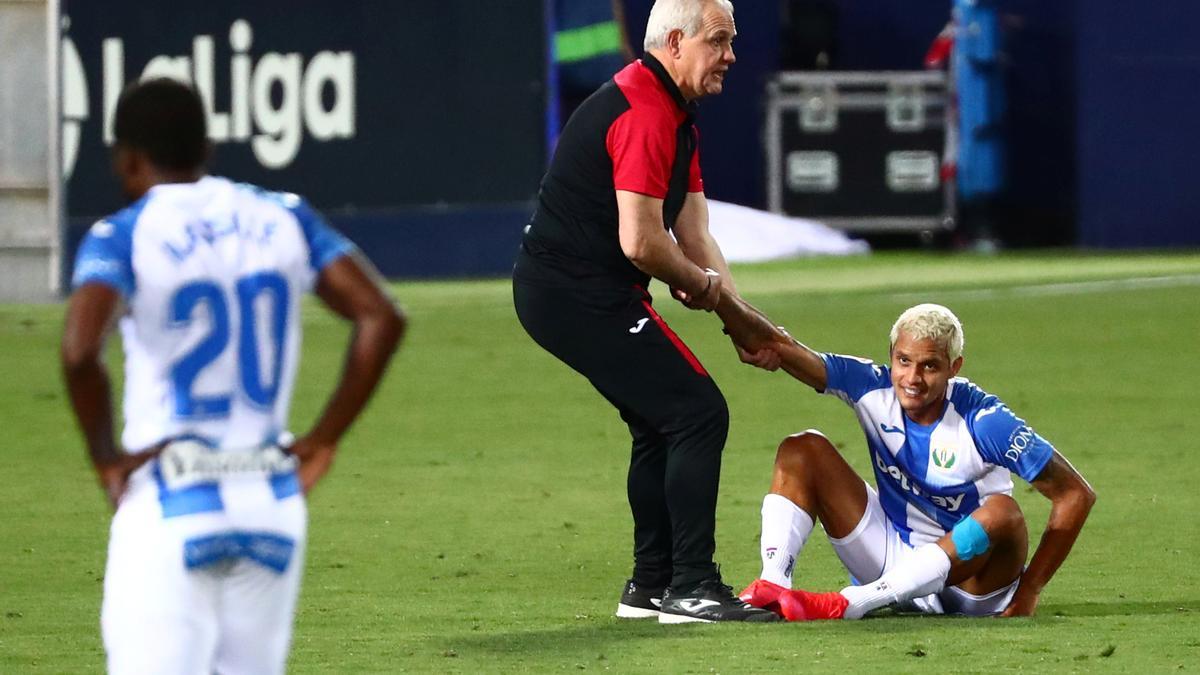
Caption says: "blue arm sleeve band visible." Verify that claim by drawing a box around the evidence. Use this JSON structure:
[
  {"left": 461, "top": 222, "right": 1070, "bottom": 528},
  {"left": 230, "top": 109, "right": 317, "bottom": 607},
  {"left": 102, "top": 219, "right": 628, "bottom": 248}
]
[{"left": 951, "top": 516, "right": 990, "bottom": 561}]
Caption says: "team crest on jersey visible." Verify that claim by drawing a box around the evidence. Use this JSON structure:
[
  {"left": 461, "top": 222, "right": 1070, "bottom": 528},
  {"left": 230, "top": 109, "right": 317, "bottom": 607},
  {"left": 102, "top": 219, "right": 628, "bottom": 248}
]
[{"left": 931, "top": 446, "right": 957, "bottom": 470}]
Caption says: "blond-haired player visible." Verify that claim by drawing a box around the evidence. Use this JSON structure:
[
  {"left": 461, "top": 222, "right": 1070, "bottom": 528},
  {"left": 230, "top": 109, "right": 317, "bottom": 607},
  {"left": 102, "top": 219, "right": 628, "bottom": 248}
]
[{"left": 720, "top": 300, "right": 1095, "bottom": 620}]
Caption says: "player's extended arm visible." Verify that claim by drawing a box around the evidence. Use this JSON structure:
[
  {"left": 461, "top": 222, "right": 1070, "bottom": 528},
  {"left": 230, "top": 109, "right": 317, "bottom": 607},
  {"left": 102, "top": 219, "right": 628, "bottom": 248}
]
[
  {"left": 61, "top": 284, "right": 153, "bottom": 507},
  {"left": 713, "top": 291, "right": 829, "bottom": 391},
  {"left": 672, "top": 192, "right": 781, "bottom": 370},
  {"left": 1003, "top": 450, "right": 1096, "bottom": 617},
  {"left": 293, "top": 252, "right": 406, "bottom": 493},
  {"left": 616, "top": 190, "right": 720, "bottom": 311}
]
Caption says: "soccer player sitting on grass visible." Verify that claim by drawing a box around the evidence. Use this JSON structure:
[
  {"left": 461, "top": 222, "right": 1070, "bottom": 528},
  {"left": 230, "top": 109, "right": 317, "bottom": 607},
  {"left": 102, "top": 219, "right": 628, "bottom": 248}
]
[{"left": 719, "top": 301, "right": 1095, "bottom": 620}]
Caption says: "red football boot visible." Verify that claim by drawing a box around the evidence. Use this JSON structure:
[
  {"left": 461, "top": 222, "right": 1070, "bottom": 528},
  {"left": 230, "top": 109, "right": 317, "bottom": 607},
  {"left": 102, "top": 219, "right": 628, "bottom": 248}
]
[
  {"left": 777, "top": 589, "right": 849, "bottom": 621},
  {"left": 737, "top": 578, "right": 788, "bottom": 615}
]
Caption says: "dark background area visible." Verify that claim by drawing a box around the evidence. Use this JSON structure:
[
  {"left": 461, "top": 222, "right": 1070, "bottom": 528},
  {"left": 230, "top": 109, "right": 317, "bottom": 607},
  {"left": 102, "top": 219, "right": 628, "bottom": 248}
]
[
  {"left": 623, "top": 0, "right": 1079, "bottom": 247},
  {"left": 64, "top": 0, "right": 550, "bottom": 216},
  {"left": 1075, "top": 0, "right": 1200, "bottom": 247},
  {"left": 62, "top": 0, "right": 552, "bottom": 278},
  {"left": 61, "top": 1, "right": 1200, "bottom": 280}
]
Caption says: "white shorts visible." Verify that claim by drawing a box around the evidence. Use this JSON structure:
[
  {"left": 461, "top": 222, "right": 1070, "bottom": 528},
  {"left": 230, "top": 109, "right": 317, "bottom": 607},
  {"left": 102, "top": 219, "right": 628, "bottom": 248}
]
[
  {"left": 102, "top": 444, "right": 307, "bottom": 675},
  {"left": 827, "top": 483, "right": 1018, "bottom": 617}
]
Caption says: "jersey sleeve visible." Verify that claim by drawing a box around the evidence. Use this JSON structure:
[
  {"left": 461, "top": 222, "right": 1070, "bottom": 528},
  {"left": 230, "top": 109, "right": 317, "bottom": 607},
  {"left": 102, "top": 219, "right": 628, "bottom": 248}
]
[
  {"left": 688, "top": 130, "right": 703, "bottom": 192},
  {"left": 820, "top": 353, "right": 892, "bottom": 404},
  {"left": 971, "top": 402, "right": 1055, "bottom": 482},
  {"left": 286, "top": 197, "right": 355, "bottom": 273},
  {"left": 71, "top": 219, "right": 135, "bottom": 298},
  {"left": 606, "top": 108, "right": 675, "bottom": 198}
]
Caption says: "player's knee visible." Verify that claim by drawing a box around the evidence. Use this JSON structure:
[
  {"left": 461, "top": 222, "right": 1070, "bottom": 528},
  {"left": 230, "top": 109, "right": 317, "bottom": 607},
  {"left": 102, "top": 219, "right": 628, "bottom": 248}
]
[
  {"left": 774, "top": 430, "right": 835, "bottom": 475},
  {"left": 953, "top": 495, "right": 1026, "bottom": 561},
  {"left": 978, "top": 494, "right": 1026, "bottom": 538},
  {"left": 950, "top": 515, "right": 991, "bottom": 561}
]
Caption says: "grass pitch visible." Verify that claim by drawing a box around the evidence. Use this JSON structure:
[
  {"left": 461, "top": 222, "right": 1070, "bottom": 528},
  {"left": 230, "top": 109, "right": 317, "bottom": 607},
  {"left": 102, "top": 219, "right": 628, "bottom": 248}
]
[{"left": 2, "top": 250, "right": 1199, "bottom": 672}]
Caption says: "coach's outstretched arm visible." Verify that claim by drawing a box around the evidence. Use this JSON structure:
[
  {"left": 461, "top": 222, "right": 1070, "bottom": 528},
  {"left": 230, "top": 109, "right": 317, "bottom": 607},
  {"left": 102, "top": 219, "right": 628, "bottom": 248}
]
[
  {"left": 714, "top": 292, "right": 828, "bottom": 391},
  {"left": 62, "top": 284, "right": 158, "bottom": 507},
  {"left": 292, "top": 252, "right": 406, "bottom": 493},
  {"left": 1003, "top": 451, "right": 1096, "bottom": 616}
]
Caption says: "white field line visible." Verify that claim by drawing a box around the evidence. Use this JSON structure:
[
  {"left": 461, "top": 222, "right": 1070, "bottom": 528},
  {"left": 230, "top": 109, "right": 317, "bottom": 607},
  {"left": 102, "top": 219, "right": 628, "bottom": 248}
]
[{"left": 888, "top": 273, "right": 1200, "bottom": 302}]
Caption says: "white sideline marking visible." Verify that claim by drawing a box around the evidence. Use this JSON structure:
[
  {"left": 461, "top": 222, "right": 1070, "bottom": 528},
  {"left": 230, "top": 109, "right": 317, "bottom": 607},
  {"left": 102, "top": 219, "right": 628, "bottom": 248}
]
[{"left": 889, "top": 274, "right": 1200, "bottom": 302}]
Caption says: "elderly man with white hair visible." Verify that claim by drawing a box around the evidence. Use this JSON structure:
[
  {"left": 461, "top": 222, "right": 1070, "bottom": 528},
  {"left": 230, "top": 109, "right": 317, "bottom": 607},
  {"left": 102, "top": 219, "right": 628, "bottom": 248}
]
[
  {"left": 719, "top": 301, "right": 1096, "bottom": 620},
  {"left": 514, "top": 0, "right": 783, "bottom": 623}
]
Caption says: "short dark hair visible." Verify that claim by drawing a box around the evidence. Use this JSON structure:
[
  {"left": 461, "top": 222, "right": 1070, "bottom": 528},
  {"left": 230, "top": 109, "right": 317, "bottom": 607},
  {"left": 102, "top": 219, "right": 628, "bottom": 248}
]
[{"left": 113, "top": 78, "right": 208, "bottom": 170}]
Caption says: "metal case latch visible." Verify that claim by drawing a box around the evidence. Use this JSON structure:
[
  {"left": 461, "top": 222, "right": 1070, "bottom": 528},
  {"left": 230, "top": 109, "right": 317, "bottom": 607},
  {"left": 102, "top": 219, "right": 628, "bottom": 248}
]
[
  {"left": 886, "top": 83, "right": 925, "bottom": 132},
  {"left": 799, "top": 83, "right": 838, "bottom": 133}
]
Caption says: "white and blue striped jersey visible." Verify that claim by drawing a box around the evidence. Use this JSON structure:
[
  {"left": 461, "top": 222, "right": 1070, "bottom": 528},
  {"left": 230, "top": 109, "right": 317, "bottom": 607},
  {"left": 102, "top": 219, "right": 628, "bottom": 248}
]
[
  {"left": 72, "top": 176, "right": 354, "bottom": 453},
  {"left": 821, "top": 353, "right": 1054, "bottom": 546}
]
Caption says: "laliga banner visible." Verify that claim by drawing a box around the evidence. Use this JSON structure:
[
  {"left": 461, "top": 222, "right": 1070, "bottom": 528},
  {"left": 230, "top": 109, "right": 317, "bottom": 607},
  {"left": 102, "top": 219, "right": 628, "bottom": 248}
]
[{"left": 62, "top": 1, "right": 550, "bottom": 220}]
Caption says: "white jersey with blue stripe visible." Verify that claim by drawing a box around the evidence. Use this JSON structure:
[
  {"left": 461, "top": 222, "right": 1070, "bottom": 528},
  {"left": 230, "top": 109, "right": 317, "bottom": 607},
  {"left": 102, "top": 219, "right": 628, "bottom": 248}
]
[
  {"left": 72, "top": 176, "right": 354, "bottom": 453},
  {"left": 821, "top": 353, "right": 1054, "bottom": 546}
]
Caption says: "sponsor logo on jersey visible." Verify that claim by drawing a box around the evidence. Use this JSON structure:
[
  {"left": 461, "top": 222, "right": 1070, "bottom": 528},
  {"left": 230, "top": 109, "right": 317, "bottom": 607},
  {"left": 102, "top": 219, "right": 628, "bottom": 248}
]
[
  {"left": 1005, "top": 426, "right": 1035, "bottom": 463},
  {"left": 874, "top": 450, "right": 966, "bottom": 512},
  {"left": 73, "top": 257, "right": 124, "bottom": 279},
  {"left": 159, "top": 440, "right": 297, "bottom": 491}
]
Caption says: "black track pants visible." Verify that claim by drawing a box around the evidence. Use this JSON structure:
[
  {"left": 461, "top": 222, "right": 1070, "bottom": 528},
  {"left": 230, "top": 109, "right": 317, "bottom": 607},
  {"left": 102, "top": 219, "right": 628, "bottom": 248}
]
[{"left": 513, "top": 280, "right": 728, "bottom": 590}]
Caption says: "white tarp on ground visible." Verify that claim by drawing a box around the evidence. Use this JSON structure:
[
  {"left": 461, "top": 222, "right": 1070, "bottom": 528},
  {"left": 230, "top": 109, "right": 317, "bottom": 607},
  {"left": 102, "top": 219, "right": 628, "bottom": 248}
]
[{"left": 707, "top": 200, "right": 870, "bottom": 262}]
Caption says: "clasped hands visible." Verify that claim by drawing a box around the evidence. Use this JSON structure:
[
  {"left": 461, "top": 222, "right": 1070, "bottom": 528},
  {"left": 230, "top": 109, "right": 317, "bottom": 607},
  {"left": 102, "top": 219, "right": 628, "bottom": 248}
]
[{"left": 672, "top": 271, "right": 793, "bottom": 372}]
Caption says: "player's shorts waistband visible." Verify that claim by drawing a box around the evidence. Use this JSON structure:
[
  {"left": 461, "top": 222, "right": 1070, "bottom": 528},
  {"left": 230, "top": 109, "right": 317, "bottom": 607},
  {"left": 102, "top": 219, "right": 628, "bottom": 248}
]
[{"left": 158, "top": 439, "right": 297, "bottom": 493}]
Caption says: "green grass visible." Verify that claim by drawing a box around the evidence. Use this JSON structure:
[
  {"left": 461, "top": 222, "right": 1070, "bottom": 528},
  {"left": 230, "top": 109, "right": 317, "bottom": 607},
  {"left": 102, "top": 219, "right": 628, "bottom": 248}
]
[{"left": 3, "top": 250, "right": 1200, "bottom": 672}]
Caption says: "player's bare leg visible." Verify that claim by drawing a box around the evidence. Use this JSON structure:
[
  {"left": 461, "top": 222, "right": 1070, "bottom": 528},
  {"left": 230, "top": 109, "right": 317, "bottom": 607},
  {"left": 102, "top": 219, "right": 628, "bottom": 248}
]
[
  {"left": 783, "top": 493, "right": 1029, "bottom": 620},
  {"left": 941, "top": 494, "right": 1028, "bottom": 594},
  {"left": 768, "top": 431, "right": 870, "bottom": 537},
  {"left": 740, "top": 431, "right": 868, "bottom": 611}
]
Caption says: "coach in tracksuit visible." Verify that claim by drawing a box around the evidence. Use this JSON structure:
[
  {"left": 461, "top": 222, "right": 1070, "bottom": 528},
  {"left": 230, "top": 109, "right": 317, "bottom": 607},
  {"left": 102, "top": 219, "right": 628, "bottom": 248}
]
[{"left": 512, "top": 0, "right": 778, "bottom": 624}]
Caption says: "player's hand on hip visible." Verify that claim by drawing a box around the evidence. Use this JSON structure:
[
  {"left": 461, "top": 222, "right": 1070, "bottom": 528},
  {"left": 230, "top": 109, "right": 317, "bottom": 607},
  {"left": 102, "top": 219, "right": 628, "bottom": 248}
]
[
  {"left": 97, "top": 446, "right": 161, "bottom": 509},
  {"left": 736, "top": 344, "right": 782, "bottom": 371},
  {"left": 98, "top": 464, "right": 131, "bottom": 509},
  {"left": 672, "top": 268, "right": 722, "bottom": 312},
  {"left": 289, "top": 436, "right": 338, "bottom": 495}
]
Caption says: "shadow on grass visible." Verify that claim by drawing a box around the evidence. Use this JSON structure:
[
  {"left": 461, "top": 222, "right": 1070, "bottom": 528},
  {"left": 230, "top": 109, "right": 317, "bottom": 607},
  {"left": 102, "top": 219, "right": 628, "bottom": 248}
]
[
  {"left": 432, "top": 618, "right": 790, "bottom": 659},
  {"left": 1043, "top": 599, "right": 1200, "bottom": 618},
  {"left": 435, "top": 599, "right": 1200, "bottom": 658}
]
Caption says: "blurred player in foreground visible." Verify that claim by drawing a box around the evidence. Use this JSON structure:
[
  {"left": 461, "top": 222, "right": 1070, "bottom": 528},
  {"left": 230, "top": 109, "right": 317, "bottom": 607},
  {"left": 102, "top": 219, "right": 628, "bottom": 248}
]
[
  {"left": 61, "top": 78, "right": 404, "bottom": 673},
  {"left": 719, "top": 299, "right": 1095, "bottom": 620}
]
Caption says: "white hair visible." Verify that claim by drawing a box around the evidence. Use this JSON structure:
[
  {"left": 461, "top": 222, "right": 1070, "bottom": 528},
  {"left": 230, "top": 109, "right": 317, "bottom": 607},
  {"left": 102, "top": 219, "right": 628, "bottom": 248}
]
[
  {"left": 889, "top": 303, "right": 965, "bottom": 361},
  {"left": 643, "top": 0, "right": 735, "bottom": 51}
]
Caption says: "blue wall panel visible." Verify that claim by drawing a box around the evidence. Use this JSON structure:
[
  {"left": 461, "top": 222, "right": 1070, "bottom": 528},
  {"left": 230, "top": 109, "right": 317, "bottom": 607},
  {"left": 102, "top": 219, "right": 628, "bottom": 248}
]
[
  {"left": 68, "top": 204, "right": 531, "bottom": 280},
  {"left": 1077, "top": 0, "right": 1200, "bottom": 247}
]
